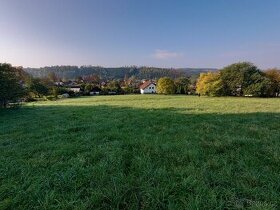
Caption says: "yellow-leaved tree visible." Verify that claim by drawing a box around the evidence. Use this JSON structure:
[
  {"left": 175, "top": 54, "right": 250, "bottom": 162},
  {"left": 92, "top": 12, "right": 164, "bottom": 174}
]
[
  {"left": 196, "top": 72, "right": 223, "bottom": 96},
  {"left": 157, "top": 77, "right": 175, "bottom": 94}
]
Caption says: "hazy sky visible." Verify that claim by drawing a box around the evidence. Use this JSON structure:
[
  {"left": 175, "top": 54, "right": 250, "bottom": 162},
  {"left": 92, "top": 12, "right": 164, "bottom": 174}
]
[{"left": 1, "top": 0, "right": 280, "bottom": 69}]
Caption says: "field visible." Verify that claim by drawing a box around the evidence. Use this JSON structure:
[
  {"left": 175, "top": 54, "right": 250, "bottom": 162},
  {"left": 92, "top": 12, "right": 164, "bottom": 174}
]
[{"left": 0, "top": 95, "right": 279, "bottom": 209}]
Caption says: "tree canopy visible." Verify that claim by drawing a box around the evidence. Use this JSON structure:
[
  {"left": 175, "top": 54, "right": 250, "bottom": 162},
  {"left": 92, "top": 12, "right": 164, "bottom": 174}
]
[
  {"left": 220, "top": 62, "right": 265, "bottom": 96},
  {"left": 157, "top": 77, "right": 176, "bottom": 94},
  {"left": 0, "top": 63, "right": 25, "bottom": 108},
  {"left": 24, "top": 66, "right": 212, "bottom": 81},
  {"left": 196, "top": 62, "right": 279, "bottom": 97},
  {"left": 26, "top": 77, "right": 49, "bottom": 98},
  {"left": 174, "top": 77, "right": 191, "bottom": 94},
  {"left": 196, "top": 72, "right": 223, "bottom": 96},
  {"left": 265, "top": 69, "right": 280, "bottom": 97}
]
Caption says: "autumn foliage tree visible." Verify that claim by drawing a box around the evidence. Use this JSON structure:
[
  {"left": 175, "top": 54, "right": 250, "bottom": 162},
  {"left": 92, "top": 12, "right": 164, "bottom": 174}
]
[
  {"left": 157, "top": 77, "right": 175, "bottom": 94},
  {"left": 197, "top": 62, "right": 276, "bottom": 97},
  {"left": 196, "top": 72, "right": 223, "bottom": 96}
]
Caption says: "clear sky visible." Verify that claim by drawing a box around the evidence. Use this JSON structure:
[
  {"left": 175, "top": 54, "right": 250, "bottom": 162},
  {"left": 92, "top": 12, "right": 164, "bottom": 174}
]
[{"left": 1, "top": 0, "right": 280, "bottom": 69}]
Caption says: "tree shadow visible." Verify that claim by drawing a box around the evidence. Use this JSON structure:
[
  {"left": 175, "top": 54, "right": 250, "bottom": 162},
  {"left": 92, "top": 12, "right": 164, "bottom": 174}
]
[{"left": 0, "top": 105, "right": 279, "bottom": 209}]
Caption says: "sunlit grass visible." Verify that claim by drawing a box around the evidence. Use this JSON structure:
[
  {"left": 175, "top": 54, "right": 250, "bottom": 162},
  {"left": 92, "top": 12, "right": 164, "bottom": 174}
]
[{"left": 0, "top": 95, "right": 279, "bottom": 209}]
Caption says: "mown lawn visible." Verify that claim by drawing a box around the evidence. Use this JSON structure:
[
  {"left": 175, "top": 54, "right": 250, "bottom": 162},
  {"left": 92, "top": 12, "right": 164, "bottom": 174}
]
[{"left": 0, "top": 95, "right": 279, "bottom": 209}]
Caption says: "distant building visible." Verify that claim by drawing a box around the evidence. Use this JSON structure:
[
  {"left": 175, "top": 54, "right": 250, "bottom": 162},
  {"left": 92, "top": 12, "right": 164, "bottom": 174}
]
[
  {"left": 140, "top": 81, "right": 156, "bottom": 94},
  {"left": 90, "top": 86, "right": 101, "bottom": 95},
  {"left": 69, "top": 86, "right": 81, "bottom": 93},
  {"left": 90, "top": 91, "right": 100, "bottom": 95},
  {"left": 54, "top": 81, "right": 64, "bottom": 86}
]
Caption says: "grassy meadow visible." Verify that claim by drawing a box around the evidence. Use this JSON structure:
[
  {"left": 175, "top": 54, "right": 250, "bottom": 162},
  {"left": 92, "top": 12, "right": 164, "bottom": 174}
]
[{"left": 0, "top": 95, "right": 280, "bottom": 209}]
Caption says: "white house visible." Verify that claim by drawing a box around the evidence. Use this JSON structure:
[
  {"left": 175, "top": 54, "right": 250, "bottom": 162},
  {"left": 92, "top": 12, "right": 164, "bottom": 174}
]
[
  {"left": 140, "top": 81, "right": 156, "bottom": 94},
  {"left": 69, "top": 86, "right": 81, "bottom": 93}
]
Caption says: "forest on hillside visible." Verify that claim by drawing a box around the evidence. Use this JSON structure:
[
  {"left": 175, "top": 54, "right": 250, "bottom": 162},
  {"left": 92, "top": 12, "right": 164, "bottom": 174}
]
[{"left": 24, "top": 66, "right": 216, "bottom": 80}]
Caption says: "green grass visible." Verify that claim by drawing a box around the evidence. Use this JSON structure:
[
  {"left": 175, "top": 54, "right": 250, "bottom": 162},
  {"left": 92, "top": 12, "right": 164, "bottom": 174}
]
[{"left": 0, "top": 95, "right": 280, "bottom": 209}]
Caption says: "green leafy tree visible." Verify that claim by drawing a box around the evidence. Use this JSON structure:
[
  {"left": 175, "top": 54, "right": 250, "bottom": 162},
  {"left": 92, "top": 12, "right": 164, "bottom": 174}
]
[
  {"left": 157, "top": 77, "right": 175, "bottom": 94},
  {"left": 27, "top": 78, "right": 49, "bottom": 97},
  {"left": 0, "top": 63, "right": 25, "bottom": 108},
  {"left": 243, "top": 72, "right": 271, "bottom": 97},
  {"left": 83, "top": 83, "right": 93, "bottom": 95},
  {"left": 265, "top": 69, "right": 280, "bottom": 97},
  {"left": 51, "top": 86, "right": 59, "bottom": 98},
  {"left": 107, "top": 80, "right": 122, "bottom": 93},
  {"left": 174, "top": 77, "right": 191, "bottom": 94},
  {"left": 220, "top": 62, "right": 263, "bottom": 96},
  {"left": 85, "top": 84, "right": 93, "bottom": 92}
]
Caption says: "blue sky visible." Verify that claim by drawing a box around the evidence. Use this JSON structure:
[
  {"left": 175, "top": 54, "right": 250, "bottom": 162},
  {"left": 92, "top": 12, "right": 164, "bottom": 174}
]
[{"left": 0, "top": 0, "right": 280, "bottom": 69}]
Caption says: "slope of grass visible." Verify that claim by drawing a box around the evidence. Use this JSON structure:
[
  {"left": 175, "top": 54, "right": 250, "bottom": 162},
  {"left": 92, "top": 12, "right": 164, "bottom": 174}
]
[{"left": 0, "top": 95, "right": 279, "bottom": 209}]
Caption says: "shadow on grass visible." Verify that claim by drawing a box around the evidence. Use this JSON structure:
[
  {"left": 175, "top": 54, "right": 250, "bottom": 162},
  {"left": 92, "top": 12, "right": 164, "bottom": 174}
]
[{"left": 0, "top": 105, "right": 280, "bottom": 209}]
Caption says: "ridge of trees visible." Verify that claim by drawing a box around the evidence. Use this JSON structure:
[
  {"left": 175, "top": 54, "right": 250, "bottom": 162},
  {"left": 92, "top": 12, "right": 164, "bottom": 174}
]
[{"left": 24, "top": 66, "right": 215, "bottom": 80}]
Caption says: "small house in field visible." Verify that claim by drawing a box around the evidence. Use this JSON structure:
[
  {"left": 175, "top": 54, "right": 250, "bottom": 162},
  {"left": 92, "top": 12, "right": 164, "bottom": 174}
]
[{"left": 140, "top": 81, "right": 156, "bottom": 94}]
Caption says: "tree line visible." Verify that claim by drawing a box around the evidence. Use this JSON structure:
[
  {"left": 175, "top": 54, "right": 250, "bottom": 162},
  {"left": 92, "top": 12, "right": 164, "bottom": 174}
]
[
  {"left": 1, "top": 62, "right": 279, "bottom": 108},
  {"left": 196, "top": 62, "right": 280, "bottom": 97},
  {"left": 24, "top": 66, "right": 212, "bottom": 80},
  {"left": 24, "top": 66, "right": 186, "bottom": 80},
  {"left": 154, "top": 62, "right": 280, "bottom": 97}
]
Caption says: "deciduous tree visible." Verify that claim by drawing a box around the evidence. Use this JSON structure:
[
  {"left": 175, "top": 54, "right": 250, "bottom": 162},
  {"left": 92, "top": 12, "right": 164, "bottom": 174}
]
[
  {"left": 0, "top": 63, "right": 25, "bottom": 108},
  {"left": 157, "top": 77, "right": 175, "bottom": 94},
  {"left": 27, "top": 78, "right": 49, "bottom": 97},
  {"left": 220, "top": 62, "right": 263, "bottom": 96},
  {"left": 174, "top": 77, "right": 191, "bottom": 94},
  {"left": 265, "top": 69, "right": 280, "bottom": 97},
  {"left": 196, "top": 72, "right": 223, "bottom": 96}
]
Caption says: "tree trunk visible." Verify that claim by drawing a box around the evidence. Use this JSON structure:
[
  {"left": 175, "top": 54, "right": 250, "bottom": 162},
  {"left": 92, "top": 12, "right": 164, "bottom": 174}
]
[
  {"left": 3, "top": 99, "right": 7, "bottom": 108},
  {"left": 0, "top": 99, "right": 7, "bottom": 108}
]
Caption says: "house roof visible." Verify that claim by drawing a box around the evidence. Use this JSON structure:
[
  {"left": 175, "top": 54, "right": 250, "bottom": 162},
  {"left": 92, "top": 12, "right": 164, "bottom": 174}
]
[{"left": 139, "top": 81, "right": 155, "bottom": 90}]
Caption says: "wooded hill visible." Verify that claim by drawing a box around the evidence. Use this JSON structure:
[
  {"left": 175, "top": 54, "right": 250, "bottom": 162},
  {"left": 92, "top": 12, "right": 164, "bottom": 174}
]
[{"left": 24, "top": 66, "right": 217, "bottom": 80}]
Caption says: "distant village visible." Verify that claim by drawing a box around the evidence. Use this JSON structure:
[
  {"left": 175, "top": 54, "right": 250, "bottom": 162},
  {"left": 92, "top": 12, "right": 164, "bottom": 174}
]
[
  {"left": 62, "top": 80, "right": 158, "bottom": 96},
  {"left": 55, "top": 78, "right": 159, "bottom": 97},
  {"left": 1, "top": 62, "right": 279, "bottom": 108},
  {"left": 22, "top": 62, "right": 280, "bottom": 101},
  {"left": 38, "top": 71, "right": 194, "bottom": 99},
  {"left": 52, "top": 77, "right": 192, "bottom": 98}
]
